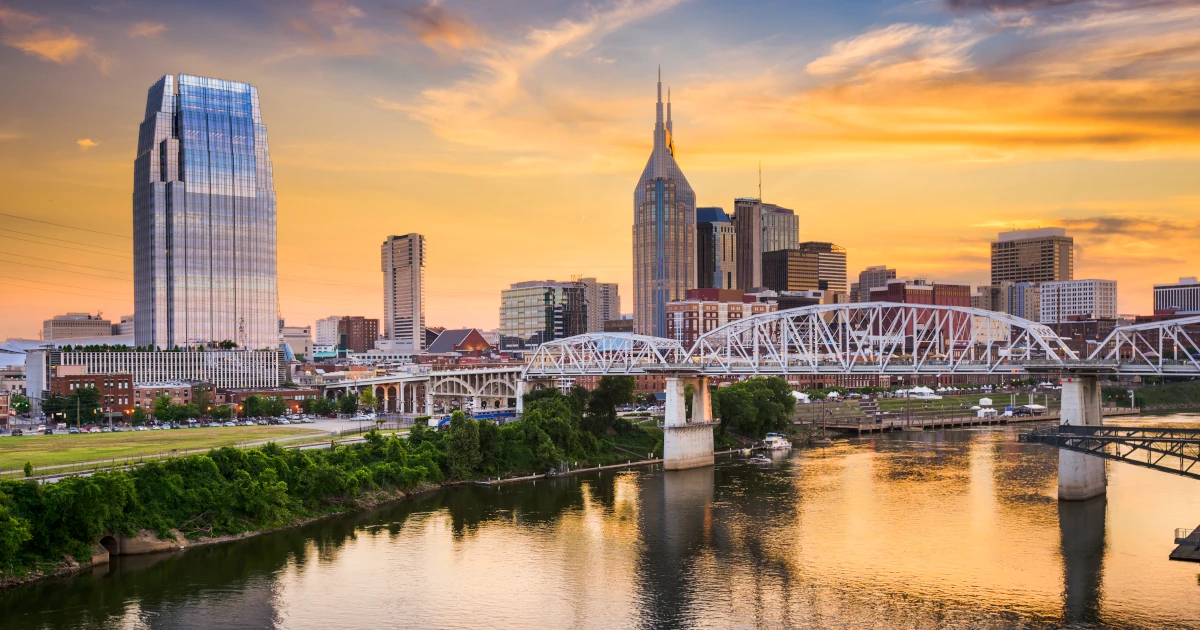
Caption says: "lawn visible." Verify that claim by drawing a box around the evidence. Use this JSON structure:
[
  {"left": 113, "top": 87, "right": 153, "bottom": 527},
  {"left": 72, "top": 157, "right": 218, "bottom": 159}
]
[{"left": 0, "top": 426, "right": 326, "bottom": 475}]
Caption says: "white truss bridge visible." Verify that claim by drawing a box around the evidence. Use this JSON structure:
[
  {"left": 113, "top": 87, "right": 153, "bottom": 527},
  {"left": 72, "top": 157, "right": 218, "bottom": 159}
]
[{"left": 522, "top": 304, "right": 1200, "bottom": 378}]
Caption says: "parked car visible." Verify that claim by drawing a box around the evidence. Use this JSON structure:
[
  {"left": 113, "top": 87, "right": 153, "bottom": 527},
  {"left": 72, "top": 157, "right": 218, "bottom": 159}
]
[
  {"left": 223, "top": 421, "right": 236, "bottom": 427},
  {"left": 280, "top": 419, "right": 290, "bottom": 425},
  {"left": 69, "top": 426, "right": 80, "bottom": 434},
  {"left": 9, "top": 428, "right": 23, "bottom": 436},
  {"left": 88, "top": 427, "right": 101, "bottom": 434}
]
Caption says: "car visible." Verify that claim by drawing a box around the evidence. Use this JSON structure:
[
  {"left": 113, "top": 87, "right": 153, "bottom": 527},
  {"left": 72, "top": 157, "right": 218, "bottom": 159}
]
[
  {"left": 88, "top": 427, "right": 101, "bottom": 434},
  {"left": 257, "top": 419, "right": 268, "bottom": 426},
  {"left": 69, "top": 427, "right": 80, "bottom": 434},
  {"left": 9, "top": 429, "right": 23, "bottom": 436},
  {"left": 224, "top": 421, "right": 236, "bottom": 427},
  {"left": 134, "top": 425, "right": 147, "bottom": 431},
  {"left": 280, "top": 419, "right": 290, "bottom": 425}
]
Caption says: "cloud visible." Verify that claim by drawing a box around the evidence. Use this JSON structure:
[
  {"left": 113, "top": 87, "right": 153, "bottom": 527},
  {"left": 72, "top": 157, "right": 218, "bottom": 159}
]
[
  {"left": 129, "top": 21, "right": 166, "bottom": 38},
  {"left": 805, "top": 22, "right": 982, "bottom": 81},
  {"left": 393, "top": 1, "right": 483, "bottom": 51},
  {"left": 0, "top": 4, "right": 111, "bottom": 71},
  {"left": 76, "top": 138, "right": 98, "bottom": 150},
  {"left": 395, "top": 0, "right": 686, "bottom": 158},
  {"left": 945, "top": 0, "right": 1091, "bottom": 10}
]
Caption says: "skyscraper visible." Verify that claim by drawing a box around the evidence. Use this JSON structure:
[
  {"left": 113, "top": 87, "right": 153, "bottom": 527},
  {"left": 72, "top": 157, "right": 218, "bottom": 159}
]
[
  {"left": 382, "top": 234, "right": 426, "bottom": 352},
  {"left": 633, "top": 70, "right": 695, "bottom": 336},
  {"left": 733, "top": 199, "right": 798, "bottom": 291},
  {"left": 990, "top": 228, "right": 1073, "bottom": 284},
  {"left": 133, "top": 74, "right": 279, "bottom": 350},
  {"left": 696, "top": 207, "right": 737, "bottom": 290},
  {"left": 851, "top": 265, "right": 897, "bottom": 302}
]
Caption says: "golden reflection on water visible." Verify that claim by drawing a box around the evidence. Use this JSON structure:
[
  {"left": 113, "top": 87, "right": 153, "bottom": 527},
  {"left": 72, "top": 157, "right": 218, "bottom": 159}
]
[{"left": 5, "top": 417, "right": 1200, "bottom": 629}]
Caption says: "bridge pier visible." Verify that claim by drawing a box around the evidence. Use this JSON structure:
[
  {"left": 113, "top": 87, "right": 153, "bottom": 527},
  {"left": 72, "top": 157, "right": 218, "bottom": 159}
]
[
  {"left": 662, "top": 374, "right": 716, "bottom": 471},
  {"left": 1058, "top": 375, "right": 1107, "bottom": 501}
]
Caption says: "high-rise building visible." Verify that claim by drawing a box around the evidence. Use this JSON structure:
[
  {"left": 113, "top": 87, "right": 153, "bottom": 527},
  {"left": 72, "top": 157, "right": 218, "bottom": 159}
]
[
  {"left": 633, "top": 70, "right": 695, "bottom": 336},
  {"left": 499, "top": 280, "right": 589, "bottom": 350},
  {"left": 579, "top": 278, "right": 621, "bottom": 332},
  {"left": 794, "top": 242, "right": 848, "bottom": 296},
  {"left": 1010, "top": 282, "right": 1041, "bottom": 321},
  {"left": 335, "top": 316, "right": 379, "bottom": 354},
  {"left": 133, "top": 74, "right": 279, "bottom": 350},
  {"left": 113, "top": 315, "right": 135, "bottom": 336},
  {"left": 42, "top": 313, "right": 113, "bottom": 341},
  {"left": 761, "top": 250, "right": 819, "bottom": 293},
  {"left": 733, "top": 200, "right": 799, "bottom": 291},
  {"left": 852, "top": 266, "right": 897, "bottom": 302},
  {"left": 990, "top": 228, "right": 1073, "bottom": 284},
  {"left": 315, "top": 316, "right": 341, "bottom": 346},
  {"left": 762, "top": 204, "right": 799, "bottom": 253},
  {"left": 1040, "top": 279, "right": 1117, "bottom": 324},
  {"left": 696, "top": 207, "right": 737, "bottom": 290},
  {"left": 382, "top": 234, "right": 426, "bottom": 352},
  {"left": 1154, "top": 277, "right": 1200, "bottom": 314}
]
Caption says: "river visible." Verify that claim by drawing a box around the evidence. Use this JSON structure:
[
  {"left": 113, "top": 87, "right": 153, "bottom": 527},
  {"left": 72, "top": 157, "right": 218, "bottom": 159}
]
[{"left": 3, "top": 413, "right": 1200, "bottom": 629}]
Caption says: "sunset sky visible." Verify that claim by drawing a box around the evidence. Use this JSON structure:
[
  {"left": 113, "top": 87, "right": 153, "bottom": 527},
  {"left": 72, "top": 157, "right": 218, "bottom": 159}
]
[{"left": 1, "top": 0, "right": 1198, "bottom": 339}]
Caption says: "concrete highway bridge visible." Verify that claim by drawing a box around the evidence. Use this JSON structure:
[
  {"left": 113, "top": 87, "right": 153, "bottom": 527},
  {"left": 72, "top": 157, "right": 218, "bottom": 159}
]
[{"left": 331, "top": 303, "right": 1200, "bottom": 500}]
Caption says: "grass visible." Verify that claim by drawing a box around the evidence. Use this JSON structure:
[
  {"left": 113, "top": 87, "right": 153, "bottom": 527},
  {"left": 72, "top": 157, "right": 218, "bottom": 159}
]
[{"left": 0, "top": 426, "right": 326, "bottom": 474}]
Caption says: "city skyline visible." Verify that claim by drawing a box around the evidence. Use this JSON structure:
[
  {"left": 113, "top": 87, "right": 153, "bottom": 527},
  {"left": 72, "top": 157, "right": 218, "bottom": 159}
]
[{"left": 2, "top": 0, "right": 1200, "bottom": 338}]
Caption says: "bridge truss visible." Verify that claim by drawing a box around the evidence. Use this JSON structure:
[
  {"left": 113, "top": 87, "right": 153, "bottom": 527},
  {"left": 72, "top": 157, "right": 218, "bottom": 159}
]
[
  {"left": 522, "top": 333, "right": 685, "bottom": 378},
  {"left": 1021, "top": 425, "right": 1200, "bottom": 481},
  {"left": 1086, "top": 315, "right": 1200, "bottom": 375}
]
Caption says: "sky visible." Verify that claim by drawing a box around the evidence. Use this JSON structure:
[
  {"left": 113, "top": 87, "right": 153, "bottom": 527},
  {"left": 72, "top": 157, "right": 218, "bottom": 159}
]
[{"left": 0, "top": 0, "right": 1198, "bottom": 339}]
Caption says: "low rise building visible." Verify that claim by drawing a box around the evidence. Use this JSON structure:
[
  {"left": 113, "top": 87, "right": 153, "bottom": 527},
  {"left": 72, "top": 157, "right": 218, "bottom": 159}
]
[
  {"left": 43, "top": 313, "right": 113, "bottom": 341},
  {"left": 666, "top": 289, "right": 777, "bottom": 347},
  {"left": 281, "top": 325, "right": 313, "bottom": 361},
  {"left": 603, "top": 319, "right": 635, "bottom": 333},
  {"left": 869, "top": 279, "right": 971, "bottom": 306},
  {"left": 1039, "top": 279, "right": 1117, "bottom": 324},
  {"left": 49, "top": 368, "right": 134, "bottom": 415},
  {"left": 133, "top": 381, "right": 199, "bottom": 409},
  {"left": 214, "top": 387, "right": 320, "bottom": 414}
]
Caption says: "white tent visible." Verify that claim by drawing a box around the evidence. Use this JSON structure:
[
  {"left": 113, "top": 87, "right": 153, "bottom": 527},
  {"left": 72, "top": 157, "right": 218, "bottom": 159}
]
[
  {"left": 826, "top": 391, "right": 840, "bottom": 399},
  {"left": 970, "top": 405, "right": 982, "bottom": 411},
  {"left": 979, "top": 397, "right": 993, "bottom": 406},
  {"left": 912, "top": 386, "right": 935, "bottom": 394},
  {"left": 792, "top": 391, "right": 811, "bottom": 403}
]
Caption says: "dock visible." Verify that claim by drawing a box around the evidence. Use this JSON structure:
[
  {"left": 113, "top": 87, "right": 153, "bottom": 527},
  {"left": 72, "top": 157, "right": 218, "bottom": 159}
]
[
  {"left": 1170, "top": 526, "right": 1200, "bottom": 562},
  {"left": 802, "top": 407, "right": 1141, "bottom": 436}
]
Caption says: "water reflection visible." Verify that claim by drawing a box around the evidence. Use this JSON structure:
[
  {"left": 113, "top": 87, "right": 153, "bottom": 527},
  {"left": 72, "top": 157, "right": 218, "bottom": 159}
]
[{"left": 3, "top": 418, "right": 1200, "bottom": 629}]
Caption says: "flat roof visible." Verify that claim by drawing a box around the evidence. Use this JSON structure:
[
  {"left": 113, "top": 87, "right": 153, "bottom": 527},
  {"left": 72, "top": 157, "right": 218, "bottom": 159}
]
[{"left": 996, "top": 227, "right": 1067, "bottom": 242}]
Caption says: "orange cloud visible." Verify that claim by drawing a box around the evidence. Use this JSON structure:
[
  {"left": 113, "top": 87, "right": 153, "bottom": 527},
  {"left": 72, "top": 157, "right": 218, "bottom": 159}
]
[
  {"left": 76, "top": 138, "right": 98, "bottom": 150},
  {"left": 0, "top": 4, "right": 111, "bottom": 71},
  {"left": 396, "top": 1, "right": 484, "bottom": 51}
]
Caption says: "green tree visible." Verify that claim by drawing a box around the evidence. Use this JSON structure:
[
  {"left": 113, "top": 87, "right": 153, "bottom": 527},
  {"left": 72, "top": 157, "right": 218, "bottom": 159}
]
[
  {"left": 359, "top": 388, "right": 377, "bottom": 412},
  {"left": 153, "top": 394, "right": 177, "bottom": 423},
  {"left": 23, "top": 462, "right": 32, "bottom": 478},
  {"left": 584, "top": 376, "right": 636, "bottom": 435},
  {"left": 193, "top": 387, "right": 213, "bottom": 417},
  {"left": 446, "top": 411, "right": 481, "bottom": 479},
  {"left": 711, "top": 377, "right": 795, "bottom": 438},
  {"left": 9, "top": 394, "right": 30, "bottom": 414},
  {"left": 130, "top": 406, "right": 149, "bottom": 426},
  {"left": 210, "top": 405, "right": 234, "bottom": 420},
  {"left": 339, "top": 393, "right": 358, "bottom": 415},
  {"left": 242, "top": 395, "right": 264, "bottom": 418},
  {"left": 263, "top": 396, "right": 287, "bottom": 418}
]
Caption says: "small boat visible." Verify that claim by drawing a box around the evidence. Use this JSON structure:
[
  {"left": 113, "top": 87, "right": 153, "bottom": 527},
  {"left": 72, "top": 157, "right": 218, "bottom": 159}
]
[
  {"left": 748, "top": 455, "right": 772, "bottom": 465},
  {"left": 763, "top": 433, "right": 792, "bottom": 451},
  {"left": 739, "top": 447, "right": 753, "bottom": 456}
]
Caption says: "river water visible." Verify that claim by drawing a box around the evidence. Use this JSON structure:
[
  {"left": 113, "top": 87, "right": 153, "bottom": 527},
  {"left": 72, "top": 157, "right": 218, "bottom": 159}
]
[{"left": 4, "top": 414, "right": 1200, "bottom": 629}]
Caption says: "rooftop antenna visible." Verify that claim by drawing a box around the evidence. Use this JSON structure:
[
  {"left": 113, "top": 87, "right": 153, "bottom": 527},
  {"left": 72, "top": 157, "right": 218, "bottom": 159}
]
[{"left": 758, "top": 162, "right": 762, "bottom": 201}]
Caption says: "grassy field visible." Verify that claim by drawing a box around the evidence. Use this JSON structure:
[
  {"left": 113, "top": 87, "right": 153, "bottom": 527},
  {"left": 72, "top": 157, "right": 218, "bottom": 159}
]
[{"left": 0, "top": 426, "right": 326, "bottom": 474}]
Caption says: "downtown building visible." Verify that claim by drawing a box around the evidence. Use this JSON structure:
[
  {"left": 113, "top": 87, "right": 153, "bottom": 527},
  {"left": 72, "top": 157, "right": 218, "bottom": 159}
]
[
  {"left": 1154, "top": 277, "right": 1200, "bottom": 314},
  {"left": 850, "top": 265, "right": 897, "bottom": 303},
  {"left": 133, "top": 74, "right": 279, "bottom": 351},
  {"left": 696, "top": 207, "right": 737, "bottom": 290},
  {"left": 42, "top": 313, "right": 114, "bottom": 341},
  {"left": 381, "top": 234, "right": 426, "bottom": 353},
  {"left": 665, "top": 289, "right": 777, "bottom": 347},
  {"left": 761, "top": 242, "right": 848, "bottom": 301},
  {"left": 1039, "top": 279, "right": 1118, "bottom": 324},
  {"left": 732, "top": 199, "right": 799, "bottom": 291},
  {"left": 633, "top": 71, "right": 695, "bottom": 336},
  {"left": 499, "top": 280, "right": 589, "bottom": 350},
  {"left": 990, "top": 228, "right": 1073, "bottom": 284}
]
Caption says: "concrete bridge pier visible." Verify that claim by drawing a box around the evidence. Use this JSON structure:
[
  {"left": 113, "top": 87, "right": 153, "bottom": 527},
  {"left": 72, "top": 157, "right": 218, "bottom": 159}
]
[
  {"left": 1058, "top": 375, "right": 1107, "bottom": 501},
  {"left": 662, "top": 374, "right": 716, "bottom": 470}
]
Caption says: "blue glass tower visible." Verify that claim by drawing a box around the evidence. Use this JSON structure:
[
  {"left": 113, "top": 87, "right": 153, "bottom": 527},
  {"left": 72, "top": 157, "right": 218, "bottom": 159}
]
[
  {"left": 133, "top": 74, "right": 279, "bottom": 350},
  {"left": 633, "top": 70, "right": 696, "bottom": 336}
]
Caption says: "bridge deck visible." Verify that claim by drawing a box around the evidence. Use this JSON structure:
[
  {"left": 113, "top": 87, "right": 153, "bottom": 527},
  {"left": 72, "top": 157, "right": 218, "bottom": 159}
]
[
  {"left": 813, "top": 408, "right": 1140, "bottom": 435},
  {"left": 1020, "top": 421, "right": 1200, "bottom": 481}
]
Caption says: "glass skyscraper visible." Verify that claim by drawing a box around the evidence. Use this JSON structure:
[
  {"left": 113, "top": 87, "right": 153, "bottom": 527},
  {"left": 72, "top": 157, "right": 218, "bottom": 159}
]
[
  {"left": 633, "top": 70, "right": 695, "bottom": 336},
  {"left": 133, "top": 74, "right": 279, "bottom": 350}
]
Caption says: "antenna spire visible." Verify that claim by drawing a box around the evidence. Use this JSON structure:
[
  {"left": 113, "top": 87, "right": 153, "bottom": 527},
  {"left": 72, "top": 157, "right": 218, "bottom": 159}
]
[{"left": 758, "top": 162, "right": 762, "bottom": 201}]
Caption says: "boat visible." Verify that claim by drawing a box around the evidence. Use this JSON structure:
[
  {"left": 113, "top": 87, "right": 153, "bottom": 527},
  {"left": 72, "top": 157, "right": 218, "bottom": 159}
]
[
  {"left": 747, "top": 455, "right": 772, "bottom": 465},
  {"left": 763, "top": 433, "right": 792, "bottom": 451}
]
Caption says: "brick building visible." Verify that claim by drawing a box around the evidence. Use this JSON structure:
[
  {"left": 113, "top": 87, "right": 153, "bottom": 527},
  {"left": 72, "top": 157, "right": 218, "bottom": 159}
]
[
  {"left": 133, "top": 381, "right": 199, "bottom": 410},
  {"left": 666, "top": 289, "right": 777, "bottom": 347},
  {"left": 337, "top": 316, "right": 380, "bottom": 354},
  {"left": 49, "top": 369, "right": 134, "bottom": 415}
]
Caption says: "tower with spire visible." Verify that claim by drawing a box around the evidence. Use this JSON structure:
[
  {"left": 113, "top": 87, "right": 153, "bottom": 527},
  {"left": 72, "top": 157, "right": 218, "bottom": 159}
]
[{"left": 633, "top": 68, "right": 696, "bottom": 337}]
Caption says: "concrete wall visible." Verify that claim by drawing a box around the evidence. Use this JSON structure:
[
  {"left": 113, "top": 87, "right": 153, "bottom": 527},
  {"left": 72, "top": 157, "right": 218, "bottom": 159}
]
[{"left": 1058, "top": 376, "right": 1107, "bottom": 501}]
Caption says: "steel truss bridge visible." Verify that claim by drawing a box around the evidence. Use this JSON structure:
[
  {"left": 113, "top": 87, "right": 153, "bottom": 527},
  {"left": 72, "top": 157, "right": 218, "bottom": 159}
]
[
  {"left": 1021, "top": 425, "right": 1200, "bottom": 481},
  {"left": 522, "top": 304, "right": 1200, "bottom": 379}
]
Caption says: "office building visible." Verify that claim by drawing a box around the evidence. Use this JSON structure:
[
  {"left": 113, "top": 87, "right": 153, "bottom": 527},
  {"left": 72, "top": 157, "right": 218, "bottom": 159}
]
[
  {"left": 579, "top": 278, "right": 621, "bottom": 333},
  {"left": 315, "top": 316, "right": 341, "bottom": 347},
  {"left": 382, "top": 234, "right": 426, "bottom": 352},
  {"left": 761, "top": 249, "right": 819, "bottom": 293},
  {"left": 1154, "top": 277, "right": 1200, "bottom": 314},
  {"left": 133, "top": 74, "right": 279, "bottom": 350},
  {"left": 696, "top": 207, "right": 737, "bottom": 290},
  {"left": 133, "top": 381, "right": 198, "bottom": 410},
  {"left": 336, "top": 317, "right": 379, "bottom": 354},
  {"left": 42, "top": 313, "right": 113, "bottom": 341},
  {"left": 870, "top": 279, "right": 971, "bottom": 306},
  {"left": 633, "top": 70, "right": 695, "bottom": 336},
  {"left": 280, "top": 325, "right": 312, "bottom": 361},
  {"left": 113, "top": 315, "right": 135, "bottom": 336},
  {"left": 733, "top": 200, "right": 799, "bottom": 291},
  {"left": 990, "top": 228, "right": 1073, "bottom": 284},
  {"left": 1040, "top": 279, "right": 1118, "bottom": 324},
  {"left": 665, "top": 289, "right": 777, "bottom": 346},
  {"left": 851, "top": 266, "right": 897, "bottom": 302},
  {"left": 971, "top": 283, "right": 1012, "bottom": 312},
  {"left": 1010, "top": 282, "right": 1041, "bottom": 321},
  {"left": 603, "top": 318, "right": 635, "bottom": 333},
  {"left": 49, "top": 369, "right": 134, "bottom": 416},
  {"left": 499, "top": 280, "right": 588, "bottom": 350}
]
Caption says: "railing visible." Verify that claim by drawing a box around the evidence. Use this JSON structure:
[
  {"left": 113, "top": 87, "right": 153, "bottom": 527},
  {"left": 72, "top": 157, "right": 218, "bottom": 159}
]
[{"left": 1175, "top": 527, "right": 1200, "bottom": 545}]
